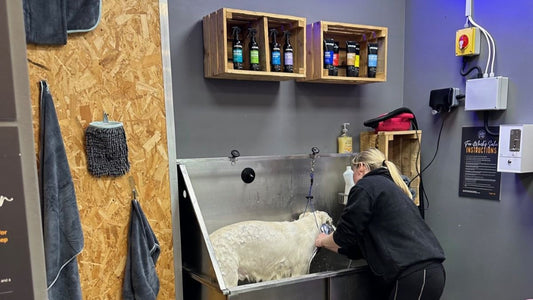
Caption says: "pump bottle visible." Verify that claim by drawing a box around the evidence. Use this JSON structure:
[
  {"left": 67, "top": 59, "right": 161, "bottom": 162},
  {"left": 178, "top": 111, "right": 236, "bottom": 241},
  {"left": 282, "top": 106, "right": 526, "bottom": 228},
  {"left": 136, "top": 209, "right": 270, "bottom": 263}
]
[
  {"left": 270, "top": 29, "right": 281, "bottom": 72},
  {"left": 248, "top": 28, "right": 260, "bottom": 71},
  {"left": 231, "top": 26, "right": 243, "bottom": 70},
  {"left": 342, "top": 166, "right": 355, "bottom": 204},
  {"left": 283, "top": 30, "right": 294, "bottom": 73},
  {"left": 337, "top": 123, "right": 353, "bottom": 153}
]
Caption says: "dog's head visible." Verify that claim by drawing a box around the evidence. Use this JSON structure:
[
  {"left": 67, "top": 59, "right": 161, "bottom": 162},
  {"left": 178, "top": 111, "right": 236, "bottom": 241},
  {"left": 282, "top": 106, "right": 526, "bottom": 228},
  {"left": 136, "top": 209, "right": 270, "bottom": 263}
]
[
  {"left": 313, "top": 211, "right": 333, "bottom": 225},
  {"left": 298, "top": 210, "right": 333, "bottom": 226}
]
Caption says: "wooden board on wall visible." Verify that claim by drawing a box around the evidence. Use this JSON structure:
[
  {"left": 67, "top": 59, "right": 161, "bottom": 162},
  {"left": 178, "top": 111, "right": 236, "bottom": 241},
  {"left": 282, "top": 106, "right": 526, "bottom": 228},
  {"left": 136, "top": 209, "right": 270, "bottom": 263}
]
[
  {"left": 360, "top": 130, "right": 422, "bottom": 206},
  {"left": 26, "top": 0, "right": 176, "bottom": 299}
]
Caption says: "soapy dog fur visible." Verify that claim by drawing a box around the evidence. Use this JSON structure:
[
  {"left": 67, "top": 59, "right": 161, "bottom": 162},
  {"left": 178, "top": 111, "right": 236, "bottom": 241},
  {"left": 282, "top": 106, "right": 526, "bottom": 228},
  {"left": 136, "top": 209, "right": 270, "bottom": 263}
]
[{"left": 209, "top": 211, "right": 333, "bottom": 288}]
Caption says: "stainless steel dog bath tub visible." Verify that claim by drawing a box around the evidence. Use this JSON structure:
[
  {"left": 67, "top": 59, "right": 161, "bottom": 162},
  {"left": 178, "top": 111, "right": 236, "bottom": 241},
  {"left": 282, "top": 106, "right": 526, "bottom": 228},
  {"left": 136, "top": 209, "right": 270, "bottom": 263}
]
[{"left": 177, "top": 153, "right": 386, "bottom": 300}]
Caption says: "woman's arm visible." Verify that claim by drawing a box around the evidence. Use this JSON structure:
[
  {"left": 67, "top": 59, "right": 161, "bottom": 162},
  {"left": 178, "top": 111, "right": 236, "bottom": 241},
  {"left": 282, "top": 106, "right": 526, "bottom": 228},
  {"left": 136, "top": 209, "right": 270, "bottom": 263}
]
[{"left": 315, "top": 233, "right": 340, "bottom": 253}]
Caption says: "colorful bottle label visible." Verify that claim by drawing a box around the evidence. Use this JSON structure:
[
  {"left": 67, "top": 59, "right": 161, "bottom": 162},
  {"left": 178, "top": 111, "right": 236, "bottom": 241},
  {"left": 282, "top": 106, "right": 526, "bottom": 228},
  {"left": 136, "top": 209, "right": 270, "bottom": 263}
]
[
  {"left": 272, "top": 51, "right": 281, "bottom": 65},
  {"left": 250, "top": 50, "right": 259, "bottom": 64},
  {"left": 284, "top": 52, "right": 293, "bottom": 65},
  {"left": 338, "top": 137, "right": 353, "bottom": 153},
  {"left": 347, "top": 53, "right": 355, "bottom": 66},
  {"left": 368, "top": 54, "right": 378, "bottom": 67},
  {"left": 347, "top": 54, "right": 360, "bottom": 67},
  {"left": 233, "top": 48, "right": 243, "bottom": 63},
  {"left": 333, "top": 53, "right": 339, "bottom": 67},
  {"left": 324, "top": 51, "right": 333, "bottom": 65}
]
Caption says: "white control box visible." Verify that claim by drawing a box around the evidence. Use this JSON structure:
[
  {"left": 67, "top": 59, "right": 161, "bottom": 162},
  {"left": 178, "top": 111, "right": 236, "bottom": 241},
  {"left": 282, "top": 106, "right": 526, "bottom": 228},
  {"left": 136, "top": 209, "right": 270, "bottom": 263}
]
[
  {"left": 465, "top": 76, "right": 509, "bottom": 111},
  {"left": 498, "top": 124, "right": 533, "bottom": 173}
]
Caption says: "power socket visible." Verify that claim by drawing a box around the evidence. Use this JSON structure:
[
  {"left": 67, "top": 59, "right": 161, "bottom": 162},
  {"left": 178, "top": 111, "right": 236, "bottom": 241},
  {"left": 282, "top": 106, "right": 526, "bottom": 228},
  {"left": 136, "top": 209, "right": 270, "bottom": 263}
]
[
  {"left": 465, "top": 76, "right": 509, "bottom": 111},
  {"left": 429, "top": 88, "right": 460, "bottom": 115}
]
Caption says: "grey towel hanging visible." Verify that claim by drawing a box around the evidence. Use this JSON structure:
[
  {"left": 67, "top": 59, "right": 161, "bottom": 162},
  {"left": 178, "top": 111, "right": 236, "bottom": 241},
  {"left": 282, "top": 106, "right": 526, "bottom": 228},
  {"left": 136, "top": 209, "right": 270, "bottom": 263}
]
[
  {"left": 39, "top": 80, "right": 84, "bottom": 300},
  {"left": 123, "top": 197, "right": 161, "bottom": 300},
  {"left": 23, "top": 0, "right": 102, "bottom": 45}
]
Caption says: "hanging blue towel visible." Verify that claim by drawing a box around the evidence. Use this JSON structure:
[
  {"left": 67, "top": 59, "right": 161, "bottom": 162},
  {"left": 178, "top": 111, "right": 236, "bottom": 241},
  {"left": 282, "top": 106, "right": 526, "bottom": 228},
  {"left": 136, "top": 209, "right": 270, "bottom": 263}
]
[
  {"left": 39, "top": 80, "right": 84, "bottom": 300},
  {"left": 123, "top": 199, "right": 161, "bottom": 300},
  {"left": 23, "top": 0, "right": 102, "bottom": 45}
]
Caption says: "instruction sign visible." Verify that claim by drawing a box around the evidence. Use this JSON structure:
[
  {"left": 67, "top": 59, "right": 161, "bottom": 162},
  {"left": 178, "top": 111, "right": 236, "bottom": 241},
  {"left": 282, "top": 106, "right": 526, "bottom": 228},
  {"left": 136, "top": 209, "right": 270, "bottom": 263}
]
[
  {"left": 0, "top": 127, "right": 34, "bottom": 299},
  {"left": 459, "top": 126, "right": 501, "bottom": 200}
]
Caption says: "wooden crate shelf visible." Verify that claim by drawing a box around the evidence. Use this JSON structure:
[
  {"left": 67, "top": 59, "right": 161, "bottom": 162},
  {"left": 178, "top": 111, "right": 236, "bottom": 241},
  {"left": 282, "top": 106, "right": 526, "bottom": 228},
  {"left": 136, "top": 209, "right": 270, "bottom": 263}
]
[
  {"left": 360, "top": 130, "right": 421, "bottom": 205},
  {"left": 203, "top": 8, "right": 306, "bottom": 81},
  {"left": 300, "top": 21, "right": 388, "bottom": 84}
]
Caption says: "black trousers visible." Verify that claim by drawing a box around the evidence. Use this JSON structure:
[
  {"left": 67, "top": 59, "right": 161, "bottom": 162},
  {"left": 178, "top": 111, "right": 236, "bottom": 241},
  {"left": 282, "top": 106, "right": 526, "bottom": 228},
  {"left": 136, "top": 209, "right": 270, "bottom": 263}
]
[{"left": 388, "top": 263, "right": 446, "bottom": 300}]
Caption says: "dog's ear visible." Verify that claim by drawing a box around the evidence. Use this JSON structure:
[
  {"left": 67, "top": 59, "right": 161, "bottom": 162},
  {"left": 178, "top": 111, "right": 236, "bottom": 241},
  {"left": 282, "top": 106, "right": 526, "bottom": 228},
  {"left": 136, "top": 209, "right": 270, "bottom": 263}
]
[
  {"left": 318, "top": 211, "right": 330, "bottom": 223},
  {"left": 321, "top": 213, "right": 329, "bottom": 222}
]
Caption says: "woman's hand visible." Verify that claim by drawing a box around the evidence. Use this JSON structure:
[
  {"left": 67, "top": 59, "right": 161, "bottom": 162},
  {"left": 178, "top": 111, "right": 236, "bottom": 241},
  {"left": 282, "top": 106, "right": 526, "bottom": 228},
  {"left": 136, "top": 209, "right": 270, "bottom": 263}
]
[
  {"left": 315, "top": 233, "right": 328, "bottom": 247},
  {"left": 315, "top": 232, "right": 340, "bottom": 253}
]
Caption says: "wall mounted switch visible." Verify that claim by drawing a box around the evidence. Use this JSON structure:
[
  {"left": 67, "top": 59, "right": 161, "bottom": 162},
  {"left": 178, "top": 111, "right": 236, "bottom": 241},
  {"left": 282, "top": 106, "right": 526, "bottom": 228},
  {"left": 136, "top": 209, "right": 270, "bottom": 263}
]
[{"left": 456, "top": 27, "right": 480, "bottom": 56}]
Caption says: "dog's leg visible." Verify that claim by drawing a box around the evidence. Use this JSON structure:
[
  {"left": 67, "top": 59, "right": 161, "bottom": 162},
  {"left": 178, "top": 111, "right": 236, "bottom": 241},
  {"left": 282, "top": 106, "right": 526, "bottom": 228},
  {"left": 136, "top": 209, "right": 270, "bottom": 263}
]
[{"left": 218, "top": 256, "right": 239, "bottom": 288}]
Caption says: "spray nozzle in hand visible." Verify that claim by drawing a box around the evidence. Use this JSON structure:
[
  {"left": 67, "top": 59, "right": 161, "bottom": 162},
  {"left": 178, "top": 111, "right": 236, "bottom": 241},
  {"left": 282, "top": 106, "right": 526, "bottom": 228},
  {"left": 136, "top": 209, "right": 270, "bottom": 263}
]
[{"left": 320, "top": 222, "right": 334, "bottom": 235}]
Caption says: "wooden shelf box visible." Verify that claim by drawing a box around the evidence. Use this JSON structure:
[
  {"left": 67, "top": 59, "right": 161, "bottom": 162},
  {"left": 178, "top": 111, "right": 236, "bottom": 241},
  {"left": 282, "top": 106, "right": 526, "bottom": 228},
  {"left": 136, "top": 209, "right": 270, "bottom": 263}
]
[
  {"left": 203, "top": 8, "right": 306, "bottom": 81},
  {"left": 301, "top": 21, "right": 388, "bottom": 84},
  {"left": 360, "top": 130, "right": 421, "bottom": 205}
]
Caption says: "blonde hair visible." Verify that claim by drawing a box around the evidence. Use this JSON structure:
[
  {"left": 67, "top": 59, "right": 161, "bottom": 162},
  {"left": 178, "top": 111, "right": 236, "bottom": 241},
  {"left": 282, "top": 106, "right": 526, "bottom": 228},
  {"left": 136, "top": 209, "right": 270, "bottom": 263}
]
[{"left": 352, "top": 148, "right": 413, "bottom": 200}]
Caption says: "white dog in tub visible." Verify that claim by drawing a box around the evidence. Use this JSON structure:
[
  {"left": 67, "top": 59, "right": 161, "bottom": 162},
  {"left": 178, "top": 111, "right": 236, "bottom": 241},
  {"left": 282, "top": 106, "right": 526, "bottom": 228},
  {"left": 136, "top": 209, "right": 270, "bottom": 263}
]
[{"left": 209, "top": 211, "right": 334, "bottom": 288}]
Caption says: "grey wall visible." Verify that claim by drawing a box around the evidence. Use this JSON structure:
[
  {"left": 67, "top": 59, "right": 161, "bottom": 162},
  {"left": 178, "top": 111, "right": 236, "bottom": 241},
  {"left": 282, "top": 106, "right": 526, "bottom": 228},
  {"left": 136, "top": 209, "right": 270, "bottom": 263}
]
[
  {"left": 169, "top": 0, "right": 406, "bottom": 158},
  {"left": 170, "top": 0, "right": 533, "bottom": 298},
  {"left": 404, "top": 1, "right": 533, "bottom": 299}
]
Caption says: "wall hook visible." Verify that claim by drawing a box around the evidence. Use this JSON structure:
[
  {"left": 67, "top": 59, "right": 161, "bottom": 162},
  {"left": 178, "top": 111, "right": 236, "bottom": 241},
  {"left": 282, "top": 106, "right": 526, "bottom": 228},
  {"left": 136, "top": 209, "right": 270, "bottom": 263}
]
[{"left": 128, "top": 176, "right": 138, "bottom": 200}]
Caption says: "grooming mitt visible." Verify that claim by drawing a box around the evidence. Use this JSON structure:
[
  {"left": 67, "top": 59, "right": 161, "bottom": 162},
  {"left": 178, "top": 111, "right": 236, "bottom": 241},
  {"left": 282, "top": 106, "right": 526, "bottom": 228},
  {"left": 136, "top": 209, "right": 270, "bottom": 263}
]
[{"left": 85, "top": 116, "right": 130, "bottom": 177}]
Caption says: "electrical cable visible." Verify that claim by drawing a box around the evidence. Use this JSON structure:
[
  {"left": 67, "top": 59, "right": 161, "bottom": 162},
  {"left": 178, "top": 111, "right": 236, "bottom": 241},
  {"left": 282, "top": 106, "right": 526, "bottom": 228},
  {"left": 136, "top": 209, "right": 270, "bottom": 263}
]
[
  {"left": 419, "top": 118, "right": 446, "bottom": 212},
  {"left": 420, "top": 116, "right": 446, "bottom": 175},
  {"left": 409, "top": 115, "right": 447, "bottom": 216},
  {"left": 475, "top": 18, "right": 497, "bottom": 76},
  {"left": 467, "top": 16, "right": 496, "bottom": 77},
  {"left": 412, "top": 127, "right": 424, "bottom": 218},
  {"left": 483, "top": 111, "right": 499, "bottom": 136},
  {"left": 460, "top": 57, "right": 483, "bottom": 78},
  {"left": 467, "top": 16, "right": 490, "bottom": 76}
]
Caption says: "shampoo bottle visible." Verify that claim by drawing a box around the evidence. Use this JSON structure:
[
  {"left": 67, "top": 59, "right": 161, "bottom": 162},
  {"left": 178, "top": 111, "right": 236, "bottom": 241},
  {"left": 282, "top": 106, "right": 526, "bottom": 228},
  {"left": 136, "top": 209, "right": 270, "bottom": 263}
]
[
  {"left": 346, "top": 41, "right": 360, "bottom": 77},
  {"left": 343, "top": 166, "right": 355, "bottom": 204},
  {"left": 283, "top": 30, "right": 294, "bottom": 73},
  {"left": 323, "top": 38, "right": 335, "bottom": 74},
  {"left": 332, "top": 41, "right": 339, "bottom": 76},
  {"left": 368, "top": 43, "right": 378, "bottom": 78},
  {"left": 269, "top": 29, "right": 281, "bottom": 72},
  {"left": 337, "top": 123, "right": 353, "bottom": 153},
  {"left": 231, "top": 26, "right": 243, "bottom": 70},
  {"left": 248, "top": 28, "right": 260, "bottom": 71}
]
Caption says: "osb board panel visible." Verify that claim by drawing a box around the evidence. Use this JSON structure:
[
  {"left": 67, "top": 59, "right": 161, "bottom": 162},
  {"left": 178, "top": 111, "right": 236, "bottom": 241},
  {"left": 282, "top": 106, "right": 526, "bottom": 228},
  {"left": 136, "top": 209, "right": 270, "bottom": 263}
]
[{"left": 26, "top": 0, "right": 175, "bottom": 299}]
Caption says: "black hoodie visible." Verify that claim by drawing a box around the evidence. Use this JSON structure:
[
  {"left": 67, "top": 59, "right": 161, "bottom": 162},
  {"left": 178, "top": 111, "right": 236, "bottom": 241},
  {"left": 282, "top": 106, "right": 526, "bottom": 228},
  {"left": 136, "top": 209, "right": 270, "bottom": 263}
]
[{"left": 333, "top": 167, "right": 445, "bottom": 283}]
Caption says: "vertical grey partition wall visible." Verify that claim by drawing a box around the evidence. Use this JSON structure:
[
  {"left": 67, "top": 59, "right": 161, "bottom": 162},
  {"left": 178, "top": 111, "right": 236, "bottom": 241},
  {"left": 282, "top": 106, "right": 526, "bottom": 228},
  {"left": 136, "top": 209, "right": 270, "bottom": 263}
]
[
  {"left": 0, "top": 1, "right": 47, "bottom": 299},
  {"left": 404, "top": 0, "right": 533, "bottom": 299}
]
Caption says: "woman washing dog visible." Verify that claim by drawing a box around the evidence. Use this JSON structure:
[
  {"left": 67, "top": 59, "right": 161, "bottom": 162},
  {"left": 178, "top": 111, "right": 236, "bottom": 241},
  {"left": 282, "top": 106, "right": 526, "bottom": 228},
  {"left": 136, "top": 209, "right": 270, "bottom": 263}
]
[{"left": 315, "top": 148, "right": 446, "bottom": 300}]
